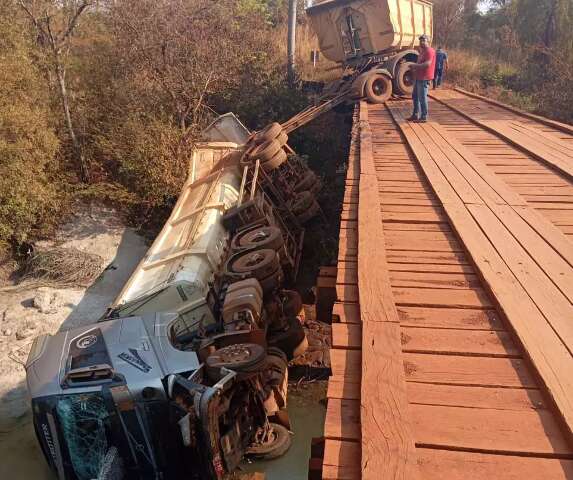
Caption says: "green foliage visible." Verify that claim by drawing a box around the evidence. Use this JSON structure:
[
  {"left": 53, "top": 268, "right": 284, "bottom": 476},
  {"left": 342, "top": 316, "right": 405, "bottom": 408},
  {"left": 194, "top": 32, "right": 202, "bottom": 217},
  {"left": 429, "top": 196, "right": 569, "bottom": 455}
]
[
  {"left": 0, "top": 6, "right": 60, "bottom": 248},
  {"left": 95, "top": 113, "right": 189, "bottom": 211},
  {"left": 436, "top": 0, "right": 573, "bottom": 123}
]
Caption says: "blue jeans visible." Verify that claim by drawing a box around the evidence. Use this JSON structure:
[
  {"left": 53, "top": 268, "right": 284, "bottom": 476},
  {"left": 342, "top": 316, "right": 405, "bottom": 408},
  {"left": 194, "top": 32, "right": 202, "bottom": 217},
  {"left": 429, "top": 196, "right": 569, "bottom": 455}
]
[
  {"left": 433, "top": 68, "right": 444, "bottom": 88},
  {"left": 412, "top": 80, "right": 430, "bottom": 120}
]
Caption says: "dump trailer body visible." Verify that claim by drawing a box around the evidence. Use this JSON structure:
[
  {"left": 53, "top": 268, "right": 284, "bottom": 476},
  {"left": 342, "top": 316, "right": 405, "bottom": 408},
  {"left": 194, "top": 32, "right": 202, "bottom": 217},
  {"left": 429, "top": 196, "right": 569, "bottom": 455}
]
[{"left": 307, "top": 0, "right": 433, "bottom": 64}]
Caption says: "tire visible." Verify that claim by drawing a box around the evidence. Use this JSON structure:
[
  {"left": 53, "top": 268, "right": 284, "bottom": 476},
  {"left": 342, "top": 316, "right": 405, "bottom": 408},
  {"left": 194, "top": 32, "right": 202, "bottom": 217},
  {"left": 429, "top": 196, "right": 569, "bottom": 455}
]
[
  {"left": 206, "top": 343, "right": 266, "bottom": 376},
  {"left": 282, "top": 290, "right": 303, "bottom": 317},
  {"left": 254, "top": 123, "right": 283, "bottom": 144},
  {"left": 364, "top": 73, "right": 392, "bottom": 104},
  {"left": 275, "top": 132, "right": 288, "bottom": 147},
  {"left": 288, "top": 191, "right": 314, "bottom": 214},
  {"left": 296, "top": 200, "right": 321, "bottom": 224},
  {"left": 259, "top": 268, "right": 282, "bottom": 294},
  {"left": 247, "top": 423, "right": 292, "bottom": 460},
  {"left": 229, "top": 249, "right": 279, "bottom": 279},
  {"left": 249, "top": 139, "right": 281, "bottom": 162},
  {"left": 267, "top": 346, "right": 288, "bottom": 364},
  {"left": 262, "top": 148, "right": 287, "bottom": 172},
  {"left": 294, "top": 172, "right": 318, "bottom": 193},
  {"left": 236, "top": 226, "right": 284, "bottom": 251},
  {"left": 268, "top": 315, "right": 307, "bottom": 361},
  {"left": 395, "top": 62, "right": 415, "bottom": 96}
]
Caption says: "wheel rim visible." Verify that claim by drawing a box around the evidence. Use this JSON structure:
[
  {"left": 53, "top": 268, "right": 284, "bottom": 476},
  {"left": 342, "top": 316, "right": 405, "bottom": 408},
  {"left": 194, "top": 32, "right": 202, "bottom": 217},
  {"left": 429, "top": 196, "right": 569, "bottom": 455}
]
[
  {"left": 372, "top": 78, "right": 389, "bottom": 97},
  {"left": 211, "top": 344, "right": 253, "bottom": 365},
  {"left": 231, "top": 249, "right": 275, "bottom": 273},
  {"left": 403, "top": 70, "right": 414, "bottom": 88},
  {"left": 244, "top": 252, "right": 264, "bottom": 267}
]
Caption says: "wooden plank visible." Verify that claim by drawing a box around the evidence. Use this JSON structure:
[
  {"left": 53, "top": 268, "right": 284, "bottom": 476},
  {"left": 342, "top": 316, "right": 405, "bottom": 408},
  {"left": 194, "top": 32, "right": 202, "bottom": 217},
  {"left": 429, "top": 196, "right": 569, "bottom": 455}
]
[
  {"left": 406, "top": 382, "right": 546, "bottom": 411},
  {"left": 513, "top": 205, "right": 573, "bottom": 268},
  {"left": 409, "top": 120, "right": 501, "bottom": 205},
  {"left": 412, "top": 403, "right": 572, "bottom": 456},
  {"left": 417, "top": 448, "right": 573, "bottom": 480},
  {"left": 397, "top": 306, "right": 504, "bottom": 331},
  {"left": 358, "top": 102, "right": 419, "bottom": 480},
  {"left": 327, "top": 377, "right": 361, "bottom": 400},
  {"left": 390, "top": 271, "right": 481, "bottom": 290},
  {"left": 452, "top": 86, "right": 573, "bottom": 135},
  {"left": 387, "top": 250, "right": 469, "bottom": 265},
  {"left": 324, "top": 399, "right": 361, "bottom": 441},
  {"left": 403, "top": 353, "right": 536, "bottom": 388},
  {"left": 332, "top": 303, "right": 360, "bottom": 324},
  {"left": 332, "top": 323, "right": 361, "bottom": 350},
  {"left": 389, "top": 263, "right": 475, "bottom": 274},
  {"left": 425, "top": 121, "right": 526, "bottom": 206},
  {"left": 322, "top": 440, "right": 361, "bottom": 480},
  {"left": 433, "top": 94, "right": 573, "bottom": 180},
  {"left": 400, "top": 326, "right": 519, "bottom": 357},
  {"left": 336, "top": 284, "right": 359, "bottom": 303},
  {"left": 389, "top": 104, "right": 573, "bottom": 438},
  {"left": 330, "top": 348, "right": 361, "bottom": 379},
  {"left": 383, "top": 222, "right": 452, "bottom": 232},
  {"left": 468, "top": 203, "right": 573, "bottom": 351},
  {"left": 393, "top": 287, "right": 493, "bottom": 309},
  {"left": 386, "top": 238, "right": 464, "bottom": 253},
  {"left": 488, "top": 203, "right": 573, "bottom": 300},
  {"left": 336, "top": 266, "right": 358, "bottom": 285}
]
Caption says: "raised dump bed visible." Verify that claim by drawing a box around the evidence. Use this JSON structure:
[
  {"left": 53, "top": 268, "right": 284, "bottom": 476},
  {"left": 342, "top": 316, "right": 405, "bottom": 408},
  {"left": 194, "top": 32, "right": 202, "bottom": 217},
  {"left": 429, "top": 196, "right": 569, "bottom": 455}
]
[{"left": 307, "top": 0, "right": 433, "bottom": 64}]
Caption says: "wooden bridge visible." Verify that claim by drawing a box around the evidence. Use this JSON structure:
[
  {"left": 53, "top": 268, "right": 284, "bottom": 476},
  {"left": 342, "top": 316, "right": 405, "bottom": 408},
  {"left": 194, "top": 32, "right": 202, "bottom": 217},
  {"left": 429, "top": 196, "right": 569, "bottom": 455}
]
[{"left": 320, "top": 88, "right": 573, "bottom": 479}]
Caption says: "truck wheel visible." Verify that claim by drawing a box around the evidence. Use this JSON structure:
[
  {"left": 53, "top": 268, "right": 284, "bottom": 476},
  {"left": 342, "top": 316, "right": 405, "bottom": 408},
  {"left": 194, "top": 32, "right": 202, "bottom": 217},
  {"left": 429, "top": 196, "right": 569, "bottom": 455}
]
[
  {"left": 267, "top": 346, "right": 288, "bottom": 364},
  {"left": 206, "top": 343, "right": 266, "bottom": 375},
  {"left": 235, "top": 226, "right": 284, "bottom": 251},
  {"left": 296, "top": 200, "right": 321, "bottom": 224},
  {"left": 281, "top": 290, "right": 303, "bottom": 317},
  {"left": 294, "top": 171, "right": 318, "bottom": 193},
  {"left": 275, "top": 132, "right": 288, "bottom": 147},
  {"left": 249, "top": 139, "right": 281, "bottom": 162},
  {"left": 258, "top": 268, "right": 283, "bottom": 295},
  {"left": 247, "top": 423, "right": 292, "bottom": 460},
  {"left": 395, "top": 62, "right": 415, "bottom": 96},
  {"left": 268, "top": 315, "right": 307, "bottom": 361},
  {"left": 229, "top": 249, "right": 280, "bottom": 279},
  {"left": 254, "top": 123, "right": 283, "bottom": 144},
  {"left": 262, "top": 148, "right": 287, "bottom": 172},
  {"left": 288, "top": 191, "right": 314, "bottom": 214},
  {"left": 364, "top": 73, "right": 392, "bottom": 104}
]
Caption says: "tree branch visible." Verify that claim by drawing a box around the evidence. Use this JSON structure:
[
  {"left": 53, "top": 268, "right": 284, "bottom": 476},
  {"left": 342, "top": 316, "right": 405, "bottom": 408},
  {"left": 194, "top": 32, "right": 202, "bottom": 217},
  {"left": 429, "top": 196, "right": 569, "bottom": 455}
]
[{"left": 60, "top": 0, "right": 92, "bottom": 43}]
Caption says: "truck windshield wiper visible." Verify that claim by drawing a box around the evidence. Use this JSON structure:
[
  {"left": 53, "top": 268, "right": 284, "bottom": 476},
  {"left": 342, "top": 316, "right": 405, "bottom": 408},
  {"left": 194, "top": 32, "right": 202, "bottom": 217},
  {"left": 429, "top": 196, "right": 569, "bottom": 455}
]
[{"left": 108, "top": 286, "right": 168, "bottom": 318}]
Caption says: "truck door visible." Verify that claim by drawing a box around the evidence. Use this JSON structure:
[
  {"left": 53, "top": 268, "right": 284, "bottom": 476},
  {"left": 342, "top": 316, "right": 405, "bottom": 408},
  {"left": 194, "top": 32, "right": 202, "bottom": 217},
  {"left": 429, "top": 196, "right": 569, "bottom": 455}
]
[{"left": 338, "top": 9, "right": 373, "bottom": 60}]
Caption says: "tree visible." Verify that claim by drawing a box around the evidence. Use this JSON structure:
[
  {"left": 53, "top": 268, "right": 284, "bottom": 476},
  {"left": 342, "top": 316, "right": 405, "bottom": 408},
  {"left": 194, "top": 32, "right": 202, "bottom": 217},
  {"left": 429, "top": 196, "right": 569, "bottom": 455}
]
[
  {"left": 16, "top": 0, "right": 92, "bottom": 181},
  {"left": 0, "top": 2, "right": 59, "bottom": 247},
  {"left": 433, "top": 0, "right": 465, "bottom": 47}
]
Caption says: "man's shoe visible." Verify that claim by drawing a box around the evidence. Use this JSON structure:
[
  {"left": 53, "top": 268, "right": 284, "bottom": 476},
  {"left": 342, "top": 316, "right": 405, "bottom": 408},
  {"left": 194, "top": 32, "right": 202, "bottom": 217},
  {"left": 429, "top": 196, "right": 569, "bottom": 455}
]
[
  {"left": 414, "top": 118, "right": 428, "bottom": 123},
  {"left": 406, "top": 115, "right": 418, "bottom": 122}
]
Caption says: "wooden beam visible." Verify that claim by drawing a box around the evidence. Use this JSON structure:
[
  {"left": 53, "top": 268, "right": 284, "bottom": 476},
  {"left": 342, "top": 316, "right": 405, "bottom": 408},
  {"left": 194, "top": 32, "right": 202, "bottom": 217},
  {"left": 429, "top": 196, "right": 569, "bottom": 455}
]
[{"left": 357, "top": 101, "right": 419, "bottom": 480}]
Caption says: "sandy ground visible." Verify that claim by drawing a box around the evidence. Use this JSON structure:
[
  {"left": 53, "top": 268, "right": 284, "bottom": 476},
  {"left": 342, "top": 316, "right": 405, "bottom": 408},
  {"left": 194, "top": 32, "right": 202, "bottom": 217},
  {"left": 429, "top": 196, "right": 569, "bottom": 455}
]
[{"left": 0, "top": 205, "right": 148, "bottom": 479}]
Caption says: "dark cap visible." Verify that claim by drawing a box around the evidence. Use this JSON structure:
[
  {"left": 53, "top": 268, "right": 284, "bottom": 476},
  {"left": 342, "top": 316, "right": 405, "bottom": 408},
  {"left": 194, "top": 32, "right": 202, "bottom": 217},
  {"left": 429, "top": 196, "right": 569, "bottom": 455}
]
[{"left": 419, "top": 34, "right": 429, "bottom": 41}]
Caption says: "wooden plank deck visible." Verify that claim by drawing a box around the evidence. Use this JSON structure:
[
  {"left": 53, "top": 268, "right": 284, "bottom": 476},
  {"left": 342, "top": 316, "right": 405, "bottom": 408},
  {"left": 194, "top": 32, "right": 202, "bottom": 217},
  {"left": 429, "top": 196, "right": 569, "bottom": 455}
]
[{"left": 322, "top": 93, "right": 573, "bottom": 479}]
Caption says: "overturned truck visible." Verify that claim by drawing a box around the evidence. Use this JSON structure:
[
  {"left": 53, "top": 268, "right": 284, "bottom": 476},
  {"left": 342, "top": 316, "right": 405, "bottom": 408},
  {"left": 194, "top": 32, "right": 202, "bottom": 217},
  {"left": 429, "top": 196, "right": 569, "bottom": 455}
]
[{"left": 25, "top": 116, "right": 323, "bottom": 480}]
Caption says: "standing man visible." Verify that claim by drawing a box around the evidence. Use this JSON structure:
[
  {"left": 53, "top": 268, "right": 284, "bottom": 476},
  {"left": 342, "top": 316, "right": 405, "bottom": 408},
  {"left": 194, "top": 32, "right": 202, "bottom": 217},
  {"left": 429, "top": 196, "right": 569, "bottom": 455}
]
[
  {"left": 434, "top": 46, "right": 448, "bottom": 89},
  {"left": 407, "top": 35, "right": 436, "bottom": 123}
]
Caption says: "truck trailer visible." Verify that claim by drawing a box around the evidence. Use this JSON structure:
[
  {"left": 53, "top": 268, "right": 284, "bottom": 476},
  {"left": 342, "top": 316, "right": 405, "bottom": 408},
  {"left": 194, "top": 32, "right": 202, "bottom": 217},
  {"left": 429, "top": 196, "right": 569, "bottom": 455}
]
[
  {"left": 307, "top": 0, "right": 434, "bottom": 103},
  {"left": 25, "top": 117, "right": 322, "bottom": 480}
]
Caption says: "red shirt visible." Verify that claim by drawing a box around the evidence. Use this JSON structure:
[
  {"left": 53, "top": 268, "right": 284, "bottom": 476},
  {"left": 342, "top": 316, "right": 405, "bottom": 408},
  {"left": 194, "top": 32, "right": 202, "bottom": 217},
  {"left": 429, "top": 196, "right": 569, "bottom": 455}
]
[{"left": 415, "top": 47, "right": 436, "bottom": 80}]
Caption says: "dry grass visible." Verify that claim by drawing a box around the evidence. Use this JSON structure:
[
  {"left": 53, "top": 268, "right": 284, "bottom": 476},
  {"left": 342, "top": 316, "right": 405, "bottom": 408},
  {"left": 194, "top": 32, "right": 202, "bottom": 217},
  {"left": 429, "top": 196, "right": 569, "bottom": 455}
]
[{"left": 270, "top": 23, "right": 342, "bottom": 83}]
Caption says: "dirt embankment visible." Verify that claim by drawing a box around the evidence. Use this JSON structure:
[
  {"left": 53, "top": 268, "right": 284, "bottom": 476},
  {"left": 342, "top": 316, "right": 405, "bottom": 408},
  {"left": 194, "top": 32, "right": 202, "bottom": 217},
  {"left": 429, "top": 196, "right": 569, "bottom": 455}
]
[{"left": 0, "top": 205, "right": 148, "bottom": 479}]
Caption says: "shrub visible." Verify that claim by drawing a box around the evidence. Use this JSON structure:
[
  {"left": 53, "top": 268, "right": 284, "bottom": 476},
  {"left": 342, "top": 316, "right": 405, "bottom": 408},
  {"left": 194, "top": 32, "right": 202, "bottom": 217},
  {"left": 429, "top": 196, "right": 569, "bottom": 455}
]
[
  {"left": 0, "top": 11, "right": 60, "bottom": 249},
  {"left": 95, "top": 113, "right": 190, "bottom": 216}
]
